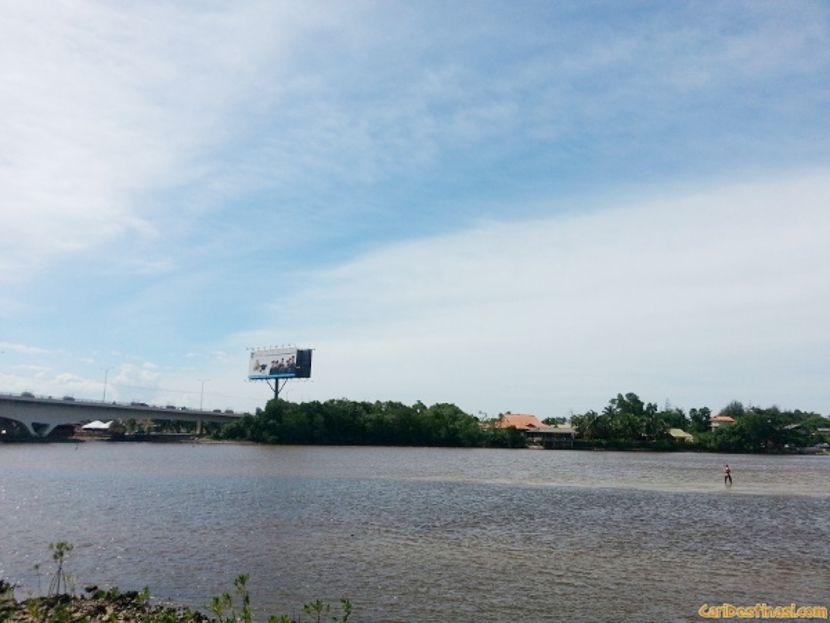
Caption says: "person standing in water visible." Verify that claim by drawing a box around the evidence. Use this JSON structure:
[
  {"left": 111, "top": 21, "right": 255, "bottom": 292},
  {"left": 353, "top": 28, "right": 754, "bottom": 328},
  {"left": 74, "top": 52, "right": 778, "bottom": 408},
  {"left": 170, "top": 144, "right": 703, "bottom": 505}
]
[{"left": 723, "top": 464, "right": 732, "bottom": 486}]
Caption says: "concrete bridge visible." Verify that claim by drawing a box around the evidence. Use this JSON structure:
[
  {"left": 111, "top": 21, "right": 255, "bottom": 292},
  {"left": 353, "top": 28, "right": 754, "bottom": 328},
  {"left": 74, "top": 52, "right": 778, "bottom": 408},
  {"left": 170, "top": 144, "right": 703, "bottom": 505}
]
[{"left": 0, "top": 393, "right": 244, "bottom": 439}]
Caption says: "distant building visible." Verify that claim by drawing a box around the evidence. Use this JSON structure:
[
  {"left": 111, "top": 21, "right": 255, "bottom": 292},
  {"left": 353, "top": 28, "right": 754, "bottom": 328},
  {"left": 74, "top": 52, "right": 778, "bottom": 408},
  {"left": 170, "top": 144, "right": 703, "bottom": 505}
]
[
  {"left": 709, "top": 415, "right": 735, "bottom": 430},
  {"left": 496, "top": 413, "right": 545, "bottom": 431},
  {"left": 496, "top": 412, "right": 575, "bottom": 448},
  {"left": 668, "top": 428, "right": 694, "bottom": 443},
  {"left": 77, "top": 419, "right": 125, "bottom": 438}
]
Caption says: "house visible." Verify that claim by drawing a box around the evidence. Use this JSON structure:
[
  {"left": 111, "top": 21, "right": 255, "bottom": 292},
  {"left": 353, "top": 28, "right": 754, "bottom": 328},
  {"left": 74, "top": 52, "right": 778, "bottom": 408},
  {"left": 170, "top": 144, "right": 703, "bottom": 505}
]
[
  {"left": 496, "top": 413, "right": 545, "bottom": 431},
  {"left": 668, "top": 428, "right": 694, "bottom": 443},
  {"left": 709, "top": 415, "right": 735, "bottom": 430},
  {"left": 496, "top": 413, "right": 575, "bottom": 448}
]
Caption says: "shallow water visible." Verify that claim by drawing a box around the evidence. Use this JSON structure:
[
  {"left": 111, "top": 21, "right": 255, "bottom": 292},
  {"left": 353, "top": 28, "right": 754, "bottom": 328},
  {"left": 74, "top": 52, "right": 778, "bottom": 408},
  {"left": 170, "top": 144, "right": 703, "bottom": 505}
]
[{"left": 1, "top": 444, "right": 828, "bottom": 622}]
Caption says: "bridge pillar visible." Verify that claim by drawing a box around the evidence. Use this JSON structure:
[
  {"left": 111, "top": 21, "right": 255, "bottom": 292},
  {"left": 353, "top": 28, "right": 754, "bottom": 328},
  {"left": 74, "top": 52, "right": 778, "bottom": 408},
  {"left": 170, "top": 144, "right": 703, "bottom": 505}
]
[
  {"left": 20, "top": 419, "right": 38, "bottom": 438},
  {"left": 37, "top": 422, "right": 58, "bottom": 438},
  {"left": 14, "top": 417, "right": 56, "bottom": 439},
  {"left": 196, "top": 419, "right": 203, "bottom": 435}
]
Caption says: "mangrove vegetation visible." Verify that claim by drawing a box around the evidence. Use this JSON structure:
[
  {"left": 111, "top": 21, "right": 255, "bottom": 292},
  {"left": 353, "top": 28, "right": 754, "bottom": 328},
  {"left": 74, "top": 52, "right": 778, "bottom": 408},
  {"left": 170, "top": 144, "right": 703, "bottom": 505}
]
[
  {"left": 215, "top": 393, "right": 829, "bottom": 453},
  {"left": 215, "top": 398, "right": 526, "bottom": 448}
]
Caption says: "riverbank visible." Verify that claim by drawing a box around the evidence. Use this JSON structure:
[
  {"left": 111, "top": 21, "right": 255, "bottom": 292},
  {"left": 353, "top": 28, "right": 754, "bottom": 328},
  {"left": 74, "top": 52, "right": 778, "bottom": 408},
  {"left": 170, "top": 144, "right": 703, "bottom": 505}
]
[
  {"left": 1, "top": 579, "right": 352, "bottom": 623},
  {"left": 0, "top": 582, "right": 210, "bottom": 622}
]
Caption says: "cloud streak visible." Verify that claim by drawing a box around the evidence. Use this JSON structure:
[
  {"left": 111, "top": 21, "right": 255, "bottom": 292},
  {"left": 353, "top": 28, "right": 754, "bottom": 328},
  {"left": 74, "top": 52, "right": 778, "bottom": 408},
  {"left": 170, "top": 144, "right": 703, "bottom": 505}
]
[{"left": 0, "top": 341, "right": 50, "bottom": 355}]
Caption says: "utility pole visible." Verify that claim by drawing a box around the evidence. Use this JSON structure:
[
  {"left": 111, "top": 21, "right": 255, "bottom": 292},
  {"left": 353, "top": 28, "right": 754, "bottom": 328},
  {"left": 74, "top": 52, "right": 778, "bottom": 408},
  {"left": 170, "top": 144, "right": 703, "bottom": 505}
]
[
  {"left": 198, "top": 378, "right": 209, "bottom": 410},
  {"left": 102, "top": 367, "right": 114, "bottom": 402}
]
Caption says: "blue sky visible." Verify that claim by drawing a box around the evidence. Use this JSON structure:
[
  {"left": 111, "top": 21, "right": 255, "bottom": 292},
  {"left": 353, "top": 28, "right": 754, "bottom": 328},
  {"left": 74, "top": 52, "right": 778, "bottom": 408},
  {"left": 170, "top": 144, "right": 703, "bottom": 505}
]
[{"left": 1, "top": 1, "right": 829, "bottom": 417}]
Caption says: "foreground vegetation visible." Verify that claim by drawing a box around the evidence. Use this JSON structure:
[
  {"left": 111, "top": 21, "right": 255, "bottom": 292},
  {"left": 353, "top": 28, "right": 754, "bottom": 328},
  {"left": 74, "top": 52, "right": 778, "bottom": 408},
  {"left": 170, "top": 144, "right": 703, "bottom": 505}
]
[{"left": 1, "top": 543, "right": 353, "bottom": 623}]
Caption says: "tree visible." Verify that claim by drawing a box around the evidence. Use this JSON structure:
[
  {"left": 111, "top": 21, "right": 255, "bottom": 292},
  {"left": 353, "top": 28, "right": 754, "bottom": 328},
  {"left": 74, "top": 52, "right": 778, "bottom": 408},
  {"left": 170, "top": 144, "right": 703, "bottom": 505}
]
[
  {"left": 689, "top": 407, "right": 711, "bottom": 434},
  {"left": 719, "top": 401, "right": 745, "bottom": 419},
  {"left": 48, "top": 541, "right": 74, "bottom": 596}
]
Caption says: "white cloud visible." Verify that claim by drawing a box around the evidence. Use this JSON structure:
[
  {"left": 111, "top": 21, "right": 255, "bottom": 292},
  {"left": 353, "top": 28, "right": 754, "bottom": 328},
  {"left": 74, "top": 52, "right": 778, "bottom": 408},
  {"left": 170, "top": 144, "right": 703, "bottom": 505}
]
[
  {"left": 0, "top": 341, "right": 50, "bottom": 355},
  {"left": 0, "top": 1, "right": 344, "bottom": 282},
  {"left": 0, "top": 360, "right": 166, "bottom": 404},
  {"left": 12, "top": 364, "right": 51, "bottom": 374},
  {"left": 236, "top": 170, "right": 830, "bottom": 416},
  {"left": 0, "top": 370, "right": 100, "bottom": 399},
  {"left": 112, "top": 362, "right": 161, "bottom": 388}
]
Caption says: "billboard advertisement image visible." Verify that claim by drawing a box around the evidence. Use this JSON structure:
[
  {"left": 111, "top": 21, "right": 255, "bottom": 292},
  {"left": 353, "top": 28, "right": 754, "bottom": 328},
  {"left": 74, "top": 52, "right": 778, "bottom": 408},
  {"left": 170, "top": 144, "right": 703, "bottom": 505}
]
[{"left": 248, "top": 347, "right": 312, "bottom": 380}]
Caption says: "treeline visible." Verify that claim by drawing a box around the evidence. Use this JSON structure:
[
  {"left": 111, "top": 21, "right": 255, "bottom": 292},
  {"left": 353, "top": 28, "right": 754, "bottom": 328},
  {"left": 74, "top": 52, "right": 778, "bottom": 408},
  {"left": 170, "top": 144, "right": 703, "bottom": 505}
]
[
  {"left": 571, "top": 393, "right": 829, "bottom": 452},
  {"left": 216, "top": 399, "right": 526, "bottom": 448},
  {"left": 697, "top": 401, "right": 828, "bottom": 452},
  {"left": 214, "top": 393, "right": 829, "bottom": 453}
]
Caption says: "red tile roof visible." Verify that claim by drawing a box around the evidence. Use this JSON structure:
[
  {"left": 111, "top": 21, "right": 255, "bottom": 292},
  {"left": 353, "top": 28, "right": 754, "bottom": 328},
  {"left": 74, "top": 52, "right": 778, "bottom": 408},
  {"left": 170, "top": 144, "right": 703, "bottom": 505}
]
[{"left": 496, "top": 413, "right": 544, "bottom": 430}]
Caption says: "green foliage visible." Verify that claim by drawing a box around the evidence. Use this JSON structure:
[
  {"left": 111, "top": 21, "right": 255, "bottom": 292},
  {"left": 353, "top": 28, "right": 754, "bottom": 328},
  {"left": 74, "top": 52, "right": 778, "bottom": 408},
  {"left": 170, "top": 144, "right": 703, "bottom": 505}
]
[
  {"left": 703, "top": 405, "right": 819, "bottom": 452},
  {"left": 47, "top": 602, "right": 73, "bottom": 623},
  {"left": 334, "top": 598, "right": 354, "bottom": 623},
  {"left": 0, "top": 579, "right": 15, "bottom": 620},
  {"left": 206, "top": 574, "right": 359, "bottom": 623},
  {"left": 571, "top": 393, "right": 676, "bottom": 444},
  {"left": 303, "top": 598, "right": 329, "bottom": 623},
  {"left": 719, "top": 400, "right": 746, "bottom": 419},
  {"left": 688, "top": 407, "right": 712, "bottom": 434},
  {"left": 216, "top": 398, "right": 505, "bottom": 448},
  {"left": 234, "top": 574, "right": 252, "bottom": 623},
  {"left": 47, "top": 541, "right": 74, "bottom": 596},
  {"left": 138, "top": 585, "right": 151, "bottom": 605},
  {"left": 210, "top": 591, "right": 233, "bottom": 623},
  {"left": 24, "top": 599, "right": 42, "bottom": 622},
  {"left": 7, "top": 552, "right": 356, "bottom": 623},
  {"left": 217, "top": 390, "right": 829, "bottom": 455},
  {"left": 483, "top": 425, "right": 527, "bottom": 448},
  {"left": 0, "top": 579, "right": 13, "bottom": 599},
  {"left": 33, "top": 562, "right": 42, "bottom": 596},
  {"left": 571, "top": 393, "right": 825, "bottom": 452}
]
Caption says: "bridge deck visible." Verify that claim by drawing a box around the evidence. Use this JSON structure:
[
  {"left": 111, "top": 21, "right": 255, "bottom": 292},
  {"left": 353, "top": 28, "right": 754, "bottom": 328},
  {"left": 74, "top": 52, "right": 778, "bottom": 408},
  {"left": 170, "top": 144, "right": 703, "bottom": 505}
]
[{"left": 0, "top": 393, "right": 244, "bottom": 438}]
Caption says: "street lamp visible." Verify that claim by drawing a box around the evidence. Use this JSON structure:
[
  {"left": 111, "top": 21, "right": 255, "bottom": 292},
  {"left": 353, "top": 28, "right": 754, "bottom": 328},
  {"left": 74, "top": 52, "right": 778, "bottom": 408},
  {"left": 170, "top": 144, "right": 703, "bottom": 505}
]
[
  {"left": 102, "top": 366, "right": 114, "bottom": 402},
  {"left": 198, "top": 378, "right": 209, "bottom": 411}
]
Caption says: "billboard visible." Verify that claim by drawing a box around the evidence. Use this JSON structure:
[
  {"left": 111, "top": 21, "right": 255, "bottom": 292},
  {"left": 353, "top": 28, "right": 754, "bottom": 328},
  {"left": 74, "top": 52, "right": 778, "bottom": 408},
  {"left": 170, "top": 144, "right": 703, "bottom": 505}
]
[{"left": 248, "top": 347, "right": 312, "bottom": 380}]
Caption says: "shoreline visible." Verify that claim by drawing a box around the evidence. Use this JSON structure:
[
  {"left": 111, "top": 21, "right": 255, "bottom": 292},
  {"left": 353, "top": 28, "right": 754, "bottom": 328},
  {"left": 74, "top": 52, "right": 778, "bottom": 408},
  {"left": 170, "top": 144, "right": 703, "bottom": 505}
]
[
  {"left": 3, "top": 435, "right": 826, "bottom": 455},
  {"left": 1, "top": 578, "right": 352, "bottom": 623},
  {"left": 0, "top": 583, "right": 211, "bottom": 623}
]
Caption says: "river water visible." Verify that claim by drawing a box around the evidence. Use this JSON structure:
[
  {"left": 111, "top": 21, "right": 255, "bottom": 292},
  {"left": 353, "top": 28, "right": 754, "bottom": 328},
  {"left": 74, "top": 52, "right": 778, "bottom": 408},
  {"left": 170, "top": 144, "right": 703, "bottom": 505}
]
[{"left": 1, "top": 443, "right": 828, "bottom": 622}]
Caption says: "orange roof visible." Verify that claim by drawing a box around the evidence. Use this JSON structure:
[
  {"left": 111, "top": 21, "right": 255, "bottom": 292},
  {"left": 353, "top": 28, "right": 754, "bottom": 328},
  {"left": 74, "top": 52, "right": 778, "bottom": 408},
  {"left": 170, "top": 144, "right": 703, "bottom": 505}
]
[
  {"left": 710, "top": 415, "right": 736, "bottom": 423},
  {"left": 496, "top": 413, "right": 544, "bottom": 430}
]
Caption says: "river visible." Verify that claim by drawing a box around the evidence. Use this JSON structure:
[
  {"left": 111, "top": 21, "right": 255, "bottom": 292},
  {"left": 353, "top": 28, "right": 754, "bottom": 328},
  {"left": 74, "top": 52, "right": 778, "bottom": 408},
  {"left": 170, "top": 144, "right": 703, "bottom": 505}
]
[{"left": 1, "top": 443, "right": 828, "bottom": 622}]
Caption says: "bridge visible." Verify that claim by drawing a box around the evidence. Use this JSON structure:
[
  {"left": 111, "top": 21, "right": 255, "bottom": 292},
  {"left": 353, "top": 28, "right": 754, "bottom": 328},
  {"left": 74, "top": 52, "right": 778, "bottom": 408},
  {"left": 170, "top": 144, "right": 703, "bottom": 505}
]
[{"left": 0, "top": 393, "right": 244, "bottom": 439}]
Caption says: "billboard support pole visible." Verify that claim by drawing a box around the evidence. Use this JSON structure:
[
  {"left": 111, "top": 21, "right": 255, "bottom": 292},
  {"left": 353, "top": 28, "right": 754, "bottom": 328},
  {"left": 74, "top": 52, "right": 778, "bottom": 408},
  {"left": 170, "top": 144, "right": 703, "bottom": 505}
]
[{"left": 267, "top": 379, "right": 284, "bottom": 401}]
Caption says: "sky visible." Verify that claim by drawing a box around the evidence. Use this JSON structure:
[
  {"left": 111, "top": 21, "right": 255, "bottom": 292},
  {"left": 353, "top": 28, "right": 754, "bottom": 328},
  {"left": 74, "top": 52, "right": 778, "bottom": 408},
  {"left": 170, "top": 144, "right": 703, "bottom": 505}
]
[{"left": 1, "top": 1, "right": 828, "bottom": 418}]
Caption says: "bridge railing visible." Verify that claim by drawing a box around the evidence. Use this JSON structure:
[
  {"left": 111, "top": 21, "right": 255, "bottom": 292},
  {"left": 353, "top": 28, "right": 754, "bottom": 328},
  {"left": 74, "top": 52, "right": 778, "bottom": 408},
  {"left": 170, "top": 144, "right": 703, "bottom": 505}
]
[{"left": 0, "top": 391, "right": 241, "bottom": 417}]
